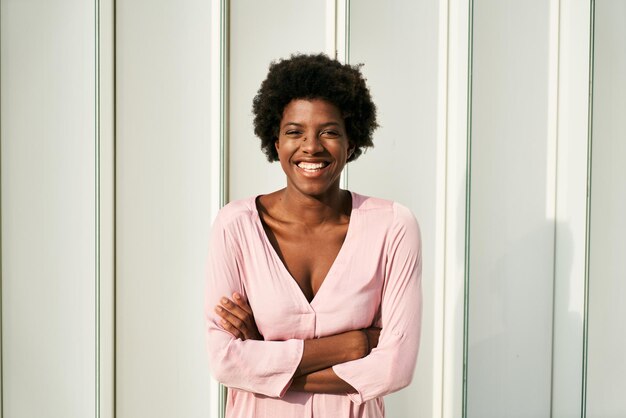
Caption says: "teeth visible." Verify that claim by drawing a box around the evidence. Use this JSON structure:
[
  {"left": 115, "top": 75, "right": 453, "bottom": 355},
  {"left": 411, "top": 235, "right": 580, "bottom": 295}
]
[{"left": 297, "top": 162, "right": 327, "bottom": 171}]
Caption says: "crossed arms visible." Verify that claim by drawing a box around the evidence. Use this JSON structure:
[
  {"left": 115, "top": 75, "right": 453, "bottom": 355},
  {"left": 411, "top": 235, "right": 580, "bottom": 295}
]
[{"left": 214, "top": 292, "right": 381, "bottom": 394}]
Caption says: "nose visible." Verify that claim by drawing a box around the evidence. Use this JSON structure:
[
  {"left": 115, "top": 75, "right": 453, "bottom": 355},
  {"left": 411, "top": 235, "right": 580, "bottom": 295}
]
[{"left": 300, "top": 132, "right": 324, "bottom": 154}]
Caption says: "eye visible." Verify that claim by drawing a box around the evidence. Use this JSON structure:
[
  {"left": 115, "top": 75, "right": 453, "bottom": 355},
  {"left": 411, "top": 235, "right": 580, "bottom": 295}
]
[
  {"left": 285, "top": 130, "right": 302, "bottom": 136},
  {"left": 321, "top": 130, "right": 340, "bottom": 138}
]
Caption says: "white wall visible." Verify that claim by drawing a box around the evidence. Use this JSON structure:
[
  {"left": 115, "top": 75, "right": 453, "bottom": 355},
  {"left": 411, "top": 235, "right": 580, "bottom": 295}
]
[
  {"left": 1, "top": 0, "right": 113, "bottom": 417},
  {"left": 586, "top": 1, "right": 626, "bottom": 416},
  {"left": 467, "top": 1, "right": 554, "bottom": 416},
  {"left": 551, "top": 1, "right": 592, "bottom": 416},
  {"left": 2, "top": 1, "right": 625, "bottom": 417},
  {"left": 115, "top": 0, "right": 212, "bottom": 417}
]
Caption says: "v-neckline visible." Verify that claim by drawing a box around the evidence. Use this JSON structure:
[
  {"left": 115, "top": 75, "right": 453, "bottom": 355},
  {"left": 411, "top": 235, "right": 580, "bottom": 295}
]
[{"left": 252, "top": 191, "right": 358, "bottom": 308}]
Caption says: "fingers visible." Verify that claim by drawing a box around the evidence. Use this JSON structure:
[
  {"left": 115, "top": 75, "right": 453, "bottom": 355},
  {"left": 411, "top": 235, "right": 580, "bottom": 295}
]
[
  {"left": 219, "top": 296, "right": 251, "bottom": 324},
  {"left": 214, "top": 304, "right": 247, "bottom": 339},
  {"left": 364, "top": 327, "right": 381, "bottom": 351},
  {"left": 370, "top": 329, "right": 380, "bottom": 349},
  {"left": 214, "top": 294, "right": 260, "bottom": 341},
  {"left": 232, "top": 292, "right": 253, "bottom": 315},
  {"left": 214, "top": 294, "right": 263, "bottom": 341}
]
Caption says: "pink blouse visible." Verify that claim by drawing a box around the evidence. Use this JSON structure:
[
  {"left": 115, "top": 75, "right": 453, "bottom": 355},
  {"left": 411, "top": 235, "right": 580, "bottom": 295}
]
[{"left": 204, "top": 192, "right": 422, "bottom": 418}]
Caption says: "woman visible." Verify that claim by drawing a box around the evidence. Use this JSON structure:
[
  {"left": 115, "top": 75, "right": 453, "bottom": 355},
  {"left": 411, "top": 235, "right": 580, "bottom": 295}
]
[{"left": 205, "top": 53, "right": 422, "bottom": 417}]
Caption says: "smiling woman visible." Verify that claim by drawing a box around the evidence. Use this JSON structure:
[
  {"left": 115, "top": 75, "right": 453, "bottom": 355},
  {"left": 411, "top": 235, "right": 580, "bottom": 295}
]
[{"left": 204, "top": 53, "right": 422, "bottom": 418}]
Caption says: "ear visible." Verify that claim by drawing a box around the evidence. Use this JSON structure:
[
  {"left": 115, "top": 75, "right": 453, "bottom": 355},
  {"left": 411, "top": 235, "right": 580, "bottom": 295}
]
[
  {"left": 347, "top": 142, "right": 356, "bottom": 159},
  {"left": 274, "top": 139, "right": 280, "bottom": 152}
]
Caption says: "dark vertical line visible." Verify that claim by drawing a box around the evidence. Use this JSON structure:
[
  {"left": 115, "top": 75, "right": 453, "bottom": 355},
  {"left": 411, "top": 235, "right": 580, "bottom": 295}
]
[
  {"left": 440, "top": 3, "right": 451, "bottom": 415},
  {"left": 462, "top": 0, "right": 474, "bottom": 417},
  {"left": 0, "top": 0, "right": 4, "bottom": 415},
  {"left": 0, "top": 2, "right": 4, "bottom": 418},
  {"left": 345, "top": 0, "right": 351, "bottom": 64},
  {"left": 549, "top": 1, "right": 562, "bottom": 416},
  {"left": 219, "top": 1, "right": 230, "bottom": 417},
  {"left": 112, "top": 0, "right": 117, "bottom": 415},
  {"left": 219, "top": 0, "right": 230, "bottom": 209},
  {"left": 439, "top": 0, "right": 454, "bottom": 414},
  {"left": 344, "top": 0, "right": 350, "bottom": 189},
  {"left": 221, "top": 0, "right": 229, "bottom": 208},
  {"left": 332, "top": 1, "right": 336, "bottom": 60},
  {"left": 581, "top": 1, "right": 595, "bottom": 417},
  {"left": 95, "top": 0, "right": 102, "bottom": 417}
]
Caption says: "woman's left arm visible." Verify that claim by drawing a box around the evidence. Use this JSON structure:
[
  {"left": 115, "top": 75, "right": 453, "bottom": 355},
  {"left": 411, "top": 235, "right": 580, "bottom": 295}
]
[{"left": 330, "top": 203, "right": 422, "bottom": 404}]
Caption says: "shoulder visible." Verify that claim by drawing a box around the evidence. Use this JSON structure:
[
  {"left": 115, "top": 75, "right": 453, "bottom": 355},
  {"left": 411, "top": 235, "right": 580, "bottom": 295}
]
[
  {"left": 352, "top": 192, "right": 419, "bottom": 227},
  {"left": 352, "top": 192, "right": 421, "bottom": 245},
  {"left": 392, "top": 202, "right": 420, "bottom": 235},
  {"left": 212, "top": 196, "right": 258, "bottom": 231}
]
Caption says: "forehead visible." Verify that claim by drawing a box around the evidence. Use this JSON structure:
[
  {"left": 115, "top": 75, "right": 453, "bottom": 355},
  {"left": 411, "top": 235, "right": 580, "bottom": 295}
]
[{"left": 280, "top": 99, "right": 343, "bottom": 125}]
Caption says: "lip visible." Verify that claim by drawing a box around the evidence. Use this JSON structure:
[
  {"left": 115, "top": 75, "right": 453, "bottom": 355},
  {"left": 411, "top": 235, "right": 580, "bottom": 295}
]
[
  {"left": 293, "top": 158, "right": 331, "bottom": 164},
  {"left": 293, "top": 160, "right": 333, "bottom": 178}
]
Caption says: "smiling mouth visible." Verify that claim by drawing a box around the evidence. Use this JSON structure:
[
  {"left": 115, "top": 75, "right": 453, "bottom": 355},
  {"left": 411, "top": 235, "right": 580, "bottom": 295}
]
[{"left": 296, "top": 161, "right": 330, "bottom": 172}]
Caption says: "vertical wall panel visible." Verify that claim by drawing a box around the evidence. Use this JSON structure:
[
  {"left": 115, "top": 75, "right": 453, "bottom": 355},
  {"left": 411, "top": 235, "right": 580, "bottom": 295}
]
[
  {"left": 586, "top": 1, "right": 626, "bottom": 416},
  {"left": 1, "top": 1, "right": 97, "bottom": 417},
  {"left": 228, "top": 1, "right": 327, "bottom": 201},
  {"left": 348, "top": 1, "right": 439, "bottom": 417},
  {"left": 467, "top": 1, "right": 553, "bottom": 416},
  {"left": 98, "top": 0, "right": 116, "bottom": 416},
  {"left": 551, "top": 1, "right": 591, "bottom": 416},
  {"left": 115, "top": 0, "right": 212, "bottom": 417},
  {"left": 208, "top": 2, "right": 226, "bottom": 417},
  {"left": 442, "top": 2, "right": 472, "bottom": 416}
]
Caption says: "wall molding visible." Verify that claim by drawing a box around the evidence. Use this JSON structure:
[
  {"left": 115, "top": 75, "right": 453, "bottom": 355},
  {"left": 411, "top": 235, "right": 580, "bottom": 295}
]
[
  {"left": 98, "top": 0, "right": 115, "bottom": 417},
  {"left": 441, "top": 1, "right": 471, "bottom": 417},
  {"left": 210, "top": 1, "right": 229, "bottom": 417}
]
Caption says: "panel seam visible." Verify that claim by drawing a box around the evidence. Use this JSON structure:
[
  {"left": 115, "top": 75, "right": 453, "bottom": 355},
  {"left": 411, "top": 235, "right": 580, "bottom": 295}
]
[{"left": 581, "top": 1, "right": 595, "bottom": 416}]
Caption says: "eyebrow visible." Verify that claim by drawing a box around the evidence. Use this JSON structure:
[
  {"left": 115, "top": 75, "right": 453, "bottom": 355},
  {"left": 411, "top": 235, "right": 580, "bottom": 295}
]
[{"left": 282, "top": 122, "right": 342, "bottom": 128}]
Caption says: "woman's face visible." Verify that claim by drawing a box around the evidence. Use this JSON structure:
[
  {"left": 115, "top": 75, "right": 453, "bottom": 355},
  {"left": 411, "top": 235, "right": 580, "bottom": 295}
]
[{"left": 275, "top": 98, "right": 354, "bottom": 198}]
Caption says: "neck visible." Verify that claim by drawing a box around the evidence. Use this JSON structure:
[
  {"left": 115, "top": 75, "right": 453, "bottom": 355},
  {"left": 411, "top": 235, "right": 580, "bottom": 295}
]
[{"left": 278, "top": 185, "right": 350, "bottom": 226}]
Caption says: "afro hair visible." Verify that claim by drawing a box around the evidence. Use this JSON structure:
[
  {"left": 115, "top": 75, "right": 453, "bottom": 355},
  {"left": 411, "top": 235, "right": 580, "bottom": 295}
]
[{"left": 252, "top": 53, "right": 378, "bottom": 162}]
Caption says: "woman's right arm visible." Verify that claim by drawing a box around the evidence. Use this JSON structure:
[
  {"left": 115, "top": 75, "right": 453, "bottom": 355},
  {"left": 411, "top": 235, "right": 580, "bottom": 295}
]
[{"left": 205, "top": 214, "right": 304, "bottom": 398}]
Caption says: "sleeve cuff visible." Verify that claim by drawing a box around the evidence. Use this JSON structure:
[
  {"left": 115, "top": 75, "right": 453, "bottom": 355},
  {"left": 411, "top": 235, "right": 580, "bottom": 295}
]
[
  {"left": 272, "top": 338, "right": 304, "bottom": 398},
  {"left": 332, "top": 362, "right": 365, "bottom": 405}
]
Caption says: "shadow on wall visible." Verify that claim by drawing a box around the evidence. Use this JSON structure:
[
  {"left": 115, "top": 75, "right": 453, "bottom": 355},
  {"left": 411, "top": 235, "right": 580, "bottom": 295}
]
[{"left": 464, "top": 208, "right": 580, "bottom": 416}]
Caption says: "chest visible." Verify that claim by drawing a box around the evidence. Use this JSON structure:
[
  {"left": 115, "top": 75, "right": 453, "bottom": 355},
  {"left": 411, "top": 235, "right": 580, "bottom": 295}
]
[
  {"left": 266, "top": 221, "right": 349, "bottom": 302},
  {"left": 241, "top": 211, "right": 388, "bottom": 339}
]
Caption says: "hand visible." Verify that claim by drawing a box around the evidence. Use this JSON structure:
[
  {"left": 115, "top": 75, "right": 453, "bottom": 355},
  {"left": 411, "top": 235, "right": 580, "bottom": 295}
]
[
  {"left": 215, "top": 293, "right": 263, "bottom": 341},
  {"left": 362, "top": 327, "right": 381, "bottom": 355}
]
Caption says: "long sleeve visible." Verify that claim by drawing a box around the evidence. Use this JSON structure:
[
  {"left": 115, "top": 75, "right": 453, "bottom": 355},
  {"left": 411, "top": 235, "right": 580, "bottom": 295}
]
[
  {"left": 204, "top": 210, "right": 304, "bottom": 398},
  {"left": 332, "top": 203, "right": 422, "bottom": 404}
]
